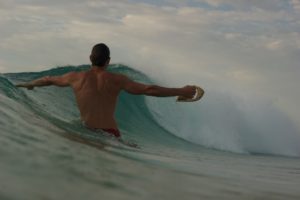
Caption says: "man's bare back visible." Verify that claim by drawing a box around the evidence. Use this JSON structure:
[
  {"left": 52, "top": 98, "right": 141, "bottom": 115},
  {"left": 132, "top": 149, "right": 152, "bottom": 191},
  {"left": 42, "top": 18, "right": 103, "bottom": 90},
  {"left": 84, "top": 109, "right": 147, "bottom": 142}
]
[
  {"left": 16, "top": 43, "right": 203, "bottom": 137},
  {"left": 71, "top": 67, "right": 125, "bottom": 129}
]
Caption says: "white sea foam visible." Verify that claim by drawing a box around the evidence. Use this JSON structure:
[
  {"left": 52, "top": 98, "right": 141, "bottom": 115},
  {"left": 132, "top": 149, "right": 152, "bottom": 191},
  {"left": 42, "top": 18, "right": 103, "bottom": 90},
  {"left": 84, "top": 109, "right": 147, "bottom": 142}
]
[{"left": 146, "top": 89, "right": 300, "bottom": 157}]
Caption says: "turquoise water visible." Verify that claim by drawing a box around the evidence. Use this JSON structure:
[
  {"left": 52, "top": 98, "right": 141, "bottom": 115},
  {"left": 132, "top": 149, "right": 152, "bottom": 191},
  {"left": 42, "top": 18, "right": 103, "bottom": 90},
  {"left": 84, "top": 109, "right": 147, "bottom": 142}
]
[{"left": 1, "top": 64, "right": 300, "bottom": 200}]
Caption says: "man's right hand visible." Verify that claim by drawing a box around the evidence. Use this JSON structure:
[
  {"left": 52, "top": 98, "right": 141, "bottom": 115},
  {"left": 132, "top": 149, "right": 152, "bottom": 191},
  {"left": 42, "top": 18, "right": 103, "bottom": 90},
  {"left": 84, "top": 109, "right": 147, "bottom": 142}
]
[
  {"left": 180, "top": 85, "right": 197, "bottom": 99},
  {"left": 15, "top": 83, "right": 34, "bottom": 90}
]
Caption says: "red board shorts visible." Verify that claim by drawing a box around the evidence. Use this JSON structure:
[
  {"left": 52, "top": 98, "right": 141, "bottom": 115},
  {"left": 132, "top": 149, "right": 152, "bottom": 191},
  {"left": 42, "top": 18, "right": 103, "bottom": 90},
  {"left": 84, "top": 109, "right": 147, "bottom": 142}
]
[
  {"left": 100, "top": 128, "right": 121, "bottom": 138},
  {"left": 82, "top": 122, "right": 121, "bottom": 138}
]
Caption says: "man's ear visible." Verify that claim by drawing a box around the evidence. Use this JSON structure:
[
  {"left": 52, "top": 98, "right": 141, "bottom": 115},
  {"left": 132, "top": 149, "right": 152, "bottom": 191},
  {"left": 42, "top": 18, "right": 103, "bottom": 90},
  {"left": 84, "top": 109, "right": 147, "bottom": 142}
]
[{"left": 106, "top": 58, "right": 111, "bottom": 65}]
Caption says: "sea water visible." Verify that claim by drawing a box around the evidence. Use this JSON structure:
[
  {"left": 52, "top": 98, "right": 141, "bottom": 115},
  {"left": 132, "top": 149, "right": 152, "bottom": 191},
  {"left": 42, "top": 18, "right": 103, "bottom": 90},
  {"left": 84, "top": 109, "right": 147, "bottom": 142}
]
[{"left": 1, "top": 64, "right": 300, "bottom": 200}]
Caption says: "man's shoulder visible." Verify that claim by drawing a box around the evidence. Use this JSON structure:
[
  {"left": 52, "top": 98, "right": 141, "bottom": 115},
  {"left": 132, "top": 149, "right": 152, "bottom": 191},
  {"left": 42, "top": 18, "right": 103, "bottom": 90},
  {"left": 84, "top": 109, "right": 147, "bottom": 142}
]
[
  {"left": 104, "top": 72, "right": 128, "bottom": 81},
  {"left": 70, "top": 70, "right": 90, "bottom": 78},
  {"left": 62, "top": 71, "right": 86, "bottom": 83},
  {"left": 64, "top": 71, "right": 82, "bottom": 77}
]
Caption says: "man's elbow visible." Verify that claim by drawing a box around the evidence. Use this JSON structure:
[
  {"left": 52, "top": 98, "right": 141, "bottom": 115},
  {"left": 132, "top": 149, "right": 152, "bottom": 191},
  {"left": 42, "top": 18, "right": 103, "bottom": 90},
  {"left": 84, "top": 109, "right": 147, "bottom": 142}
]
[
  {"left": 43, "top": 76, "right": 55, "bottom": 85},
  {"left": 126, "top": 84, "right": 159, "bottom": 96},
  {"left": 42, "top": 76, "right": 50, "bottom": 81},
  {"left": 144, "top": 85, "right": 160, "bottom": 96}
]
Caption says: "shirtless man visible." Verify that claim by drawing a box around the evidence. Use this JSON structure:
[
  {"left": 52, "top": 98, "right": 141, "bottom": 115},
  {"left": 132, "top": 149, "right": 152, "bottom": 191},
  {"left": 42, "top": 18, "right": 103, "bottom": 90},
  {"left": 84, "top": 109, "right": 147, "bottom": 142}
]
[{"left": 16, "top": 43, "right": 202, "bottom": 138}]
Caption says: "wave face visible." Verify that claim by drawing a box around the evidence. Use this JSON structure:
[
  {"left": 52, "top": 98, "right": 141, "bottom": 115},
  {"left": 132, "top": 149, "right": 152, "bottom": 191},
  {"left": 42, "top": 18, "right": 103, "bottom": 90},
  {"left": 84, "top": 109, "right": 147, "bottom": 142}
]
[{"left": 1, "top": 64, "right": 300, "bottom": 157}]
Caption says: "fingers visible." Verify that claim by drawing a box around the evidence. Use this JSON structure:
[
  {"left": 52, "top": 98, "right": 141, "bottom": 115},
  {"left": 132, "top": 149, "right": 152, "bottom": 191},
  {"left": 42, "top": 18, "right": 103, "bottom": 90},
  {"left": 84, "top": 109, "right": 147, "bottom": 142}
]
[
  {"left": 188, "top": 85, "right": 197, "bottom": 97},
  {"left": 192, "top": 85, "right": 197, "bottom": 95},
  {"left": 15, "top": 84, "right": 24, "bottom": 87}
]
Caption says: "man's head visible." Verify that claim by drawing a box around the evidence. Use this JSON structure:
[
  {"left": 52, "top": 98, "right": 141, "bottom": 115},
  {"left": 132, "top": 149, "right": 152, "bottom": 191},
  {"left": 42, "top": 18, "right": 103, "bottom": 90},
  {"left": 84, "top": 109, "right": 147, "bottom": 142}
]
[{"left": 90, "top": 43, "right": 110, "bottom": 67}]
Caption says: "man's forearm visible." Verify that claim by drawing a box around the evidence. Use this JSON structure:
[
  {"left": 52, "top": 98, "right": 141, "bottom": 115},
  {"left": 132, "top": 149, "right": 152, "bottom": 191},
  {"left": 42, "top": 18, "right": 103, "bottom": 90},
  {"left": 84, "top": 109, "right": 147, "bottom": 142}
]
[
  {"left": 16, "top": 76, "right": 52, "bottom": 89},
  {"left": 28, "top": 77, "right": 52, "bottom": 87},
  {"left": 144, "top": 85, "right": 185, "bottom": 97}
]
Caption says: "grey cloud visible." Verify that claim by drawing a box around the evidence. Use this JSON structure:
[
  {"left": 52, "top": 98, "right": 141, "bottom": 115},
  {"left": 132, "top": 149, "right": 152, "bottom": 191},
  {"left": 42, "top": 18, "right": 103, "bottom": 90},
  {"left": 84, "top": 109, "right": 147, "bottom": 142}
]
[{"left": 202, "top": 0, "right": 291, "bottom": 11}]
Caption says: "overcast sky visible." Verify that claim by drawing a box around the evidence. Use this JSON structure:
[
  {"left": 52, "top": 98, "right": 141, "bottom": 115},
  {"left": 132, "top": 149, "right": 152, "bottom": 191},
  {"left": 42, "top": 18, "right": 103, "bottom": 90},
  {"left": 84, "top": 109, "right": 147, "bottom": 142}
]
[{"left": 0, "top": 0, "right": 300, "bottom": 123}]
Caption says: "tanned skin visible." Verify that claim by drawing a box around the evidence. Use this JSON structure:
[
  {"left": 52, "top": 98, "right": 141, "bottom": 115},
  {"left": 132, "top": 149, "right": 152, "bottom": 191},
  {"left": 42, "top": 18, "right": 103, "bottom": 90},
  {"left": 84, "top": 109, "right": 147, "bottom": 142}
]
[{"left": 16, "top": 59, "right": 203, "bottom": 131}]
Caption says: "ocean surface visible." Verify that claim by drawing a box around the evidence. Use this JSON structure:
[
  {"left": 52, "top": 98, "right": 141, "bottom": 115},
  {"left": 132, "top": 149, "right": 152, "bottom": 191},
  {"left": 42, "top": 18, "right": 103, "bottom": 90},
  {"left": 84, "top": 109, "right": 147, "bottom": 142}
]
[{"left": 1, "top": 64, "right": 300, "bottom": 200}]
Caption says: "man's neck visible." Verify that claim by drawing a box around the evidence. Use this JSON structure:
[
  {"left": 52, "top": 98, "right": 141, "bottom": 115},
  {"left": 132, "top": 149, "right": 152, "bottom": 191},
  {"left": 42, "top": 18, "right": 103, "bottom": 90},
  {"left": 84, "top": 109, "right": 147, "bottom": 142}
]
[{"left": 91, "top": 65, "right": 107, "bottom": 72}]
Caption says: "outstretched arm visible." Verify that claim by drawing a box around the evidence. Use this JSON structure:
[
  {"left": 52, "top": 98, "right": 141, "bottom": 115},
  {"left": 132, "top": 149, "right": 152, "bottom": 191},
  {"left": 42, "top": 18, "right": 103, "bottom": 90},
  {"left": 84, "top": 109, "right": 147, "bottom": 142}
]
[
  {"left": 120, "top": 75, "right": 202, "bottom": 99},
  {"left": 15, "top": 72, "right": 75, "bottom": 90}
]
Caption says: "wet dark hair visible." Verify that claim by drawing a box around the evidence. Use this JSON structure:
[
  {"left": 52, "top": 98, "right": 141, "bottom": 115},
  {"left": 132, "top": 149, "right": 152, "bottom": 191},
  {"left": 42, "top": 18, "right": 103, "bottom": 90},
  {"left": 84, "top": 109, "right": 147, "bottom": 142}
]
[{"left": 90, "top": 43, "right": 110, "bottom": 67}]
